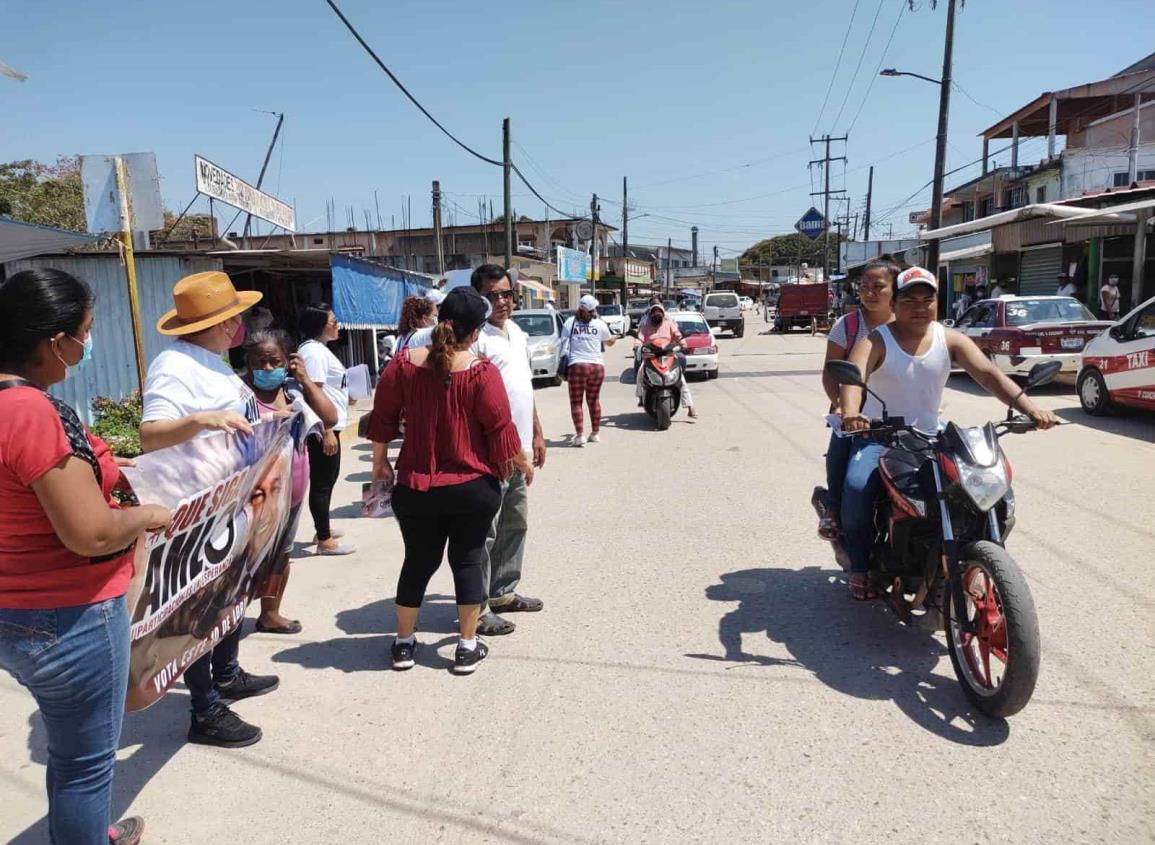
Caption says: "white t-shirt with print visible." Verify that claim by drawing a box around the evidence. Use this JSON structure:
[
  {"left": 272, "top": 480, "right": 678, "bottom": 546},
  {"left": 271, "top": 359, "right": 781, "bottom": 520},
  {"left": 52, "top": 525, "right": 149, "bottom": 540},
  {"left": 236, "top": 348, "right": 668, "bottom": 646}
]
[
  {"left": 826, "top": 310, "right": 870, "bottom": 352},
  {"left": 298, "top": 339, "right": 349, "bottom": 432},
  {"left": 561, "top": 317, "right": 612, "bottom": 366},
  {"left": 142, "top": 339, "right": 260, "bottom": 429}
]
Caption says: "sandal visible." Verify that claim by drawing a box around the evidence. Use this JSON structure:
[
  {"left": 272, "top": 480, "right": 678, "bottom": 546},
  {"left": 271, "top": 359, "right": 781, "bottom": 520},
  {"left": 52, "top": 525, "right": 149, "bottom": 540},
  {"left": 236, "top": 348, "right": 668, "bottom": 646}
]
[
  {"left": 476, "top": 612, "right": 516, "bottom": 636},
  {"left": 490, "top": 594, "right": 544, "bottom": 613},
  {"left": 255, "top": 619, "right": 303, "bottom": 635},
  {"left": 817, "top": 512, "right": 839, "bottom": 541},
  {"left": 848, "top": 573, "right": 877, "bottom": 601}
]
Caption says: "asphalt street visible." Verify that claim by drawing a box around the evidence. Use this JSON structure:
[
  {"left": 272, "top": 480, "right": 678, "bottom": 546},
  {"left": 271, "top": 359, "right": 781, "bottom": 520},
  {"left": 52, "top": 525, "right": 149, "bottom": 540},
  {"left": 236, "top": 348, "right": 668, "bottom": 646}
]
[{"left": 2, "top": 310, "right": 1152, "bottom": 844}]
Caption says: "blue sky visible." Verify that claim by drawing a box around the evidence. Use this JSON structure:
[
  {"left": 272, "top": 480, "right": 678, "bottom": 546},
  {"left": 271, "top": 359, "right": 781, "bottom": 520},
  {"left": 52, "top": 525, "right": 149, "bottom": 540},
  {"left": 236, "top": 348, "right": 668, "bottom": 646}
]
[{"left": 2, "top": 0, "right": 1150, "bottom": 255}]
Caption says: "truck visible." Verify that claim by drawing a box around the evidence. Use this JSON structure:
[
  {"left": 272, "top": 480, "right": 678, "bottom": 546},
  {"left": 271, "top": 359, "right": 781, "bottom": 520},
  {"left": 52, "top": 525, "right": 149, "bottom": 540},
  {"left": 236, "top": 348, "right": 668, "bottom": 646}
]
[{"left": 773, "top": 283, "right": 832, "bottom": 334}]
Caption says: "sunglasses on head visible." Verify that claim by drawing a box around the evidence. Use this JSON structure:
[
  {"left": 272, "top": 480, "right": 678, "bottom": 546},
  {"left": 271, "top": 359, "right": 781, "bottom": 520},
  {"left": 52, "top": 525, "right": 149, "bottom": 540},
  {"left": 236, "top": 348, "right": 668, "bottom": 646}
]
[{"left": 484, "top": 289, "right": 516, "bottom": 302}]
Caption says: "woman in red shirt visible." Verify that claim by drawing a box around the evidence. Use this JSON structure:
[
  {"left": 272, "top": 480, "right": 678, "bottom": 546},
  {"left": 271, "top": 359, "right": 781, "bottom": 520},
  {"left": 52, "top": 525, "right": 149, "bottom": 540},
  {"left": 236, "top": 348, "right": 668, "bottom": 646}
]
[
  {"left": 0, "top": 269, "right": 170, "bottom": 845},
  {"left": 368, "top": 286, "right": 529, "bottom": 675}
]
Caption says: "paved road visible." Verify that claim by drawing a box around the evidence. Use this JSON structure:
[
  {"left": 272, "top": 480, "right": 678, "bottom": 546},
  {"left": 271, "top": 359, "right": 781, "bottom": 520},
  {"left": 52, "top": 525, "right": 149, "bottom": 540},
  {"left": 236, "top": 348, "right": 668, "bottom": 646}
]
[{"left": 3, "top": 311, "right": 1152, "bottom": 844}]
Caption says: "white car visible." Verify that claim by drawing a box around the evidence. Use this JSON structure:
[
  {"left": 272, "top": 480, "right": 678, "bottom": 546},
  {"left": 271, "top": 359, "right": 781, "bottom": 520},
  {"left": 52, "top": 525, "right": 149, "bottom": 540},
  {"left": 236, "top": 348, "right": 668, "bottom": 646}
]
[
  {"left": 703, "top": 291, "right": 745, "bottom": 337},
  {"left": 596, "top": 303, "right": 630, "bottom": 336},
  {"left": 671, "top": 311, "right": 719, "bottom": 379},
  {"left": 739, "top": 296, "right": 754, "bottom": 311},
  {"left": 511, "top": 308, "right": 565, "bottom": 386},
  {"left": 1077, "top": 295, "right": 1155, "bottom": 415}
]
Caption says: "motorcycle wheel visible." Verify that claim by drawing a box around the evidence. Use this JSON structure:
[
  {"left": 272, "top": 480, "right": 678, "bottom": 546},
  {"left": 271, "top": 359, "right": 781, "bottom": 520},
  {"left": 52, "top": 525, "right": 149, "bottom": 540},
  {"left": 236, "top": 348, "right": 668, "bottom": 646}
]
[
  {"left": 944, "top": 541, "right": 1040, "bottom": 718},
  {"left": 655, "top": 396, "right": 672, "bottom": 430}
]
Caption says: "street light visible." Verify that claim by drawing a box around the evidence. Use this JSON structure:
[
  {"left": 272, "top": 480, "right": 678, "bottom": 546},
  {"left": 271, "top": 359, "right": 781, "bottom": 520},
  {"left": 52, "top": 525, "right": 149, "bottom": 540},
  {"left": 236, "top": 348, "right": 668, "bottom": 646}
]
[{"left": 878, "top": 0, "right": 956, "bottom": 316}]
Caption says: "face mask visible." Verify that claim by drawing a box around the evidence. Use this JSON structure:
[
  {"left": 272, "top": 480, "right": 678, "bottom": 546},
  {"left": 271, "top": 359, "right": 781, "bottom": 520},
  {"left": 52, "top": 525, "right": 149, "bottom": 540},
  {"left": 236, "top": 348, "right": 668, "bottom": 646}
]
[
  {"left": 71, "top": 333, "right": 93, "bottom": 363},
  {"left": 230, "top": 320, "right": 247, "bottom": 348},
  {"left": 650, "top": 314, "right": 663, "bottom": 326},
  {"left": 252, "top": 367, "right": 287, "bottom": 390}
]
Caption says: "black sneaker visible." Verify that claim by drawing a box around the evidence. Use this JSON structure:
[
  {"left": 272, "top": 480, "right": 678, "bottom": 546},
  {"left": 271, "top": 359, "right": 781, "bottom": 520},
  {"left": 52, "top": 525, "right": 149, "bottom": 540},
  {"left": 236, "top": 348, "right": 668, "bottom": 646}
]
[
  {"left": 453, "top": 641, "right": 489, "bottom": 675},
  {"left": 215, "top": 669, "right": 279, "bottom": 701},
  {"left": 391, "top": 638, "right": 417, "bottom": 670},
  {"left": 109, "top": 816, "right": 145, "bottom": 845},
  {"left": 188, "top": 705, "right": 262, "bottom": 748}
]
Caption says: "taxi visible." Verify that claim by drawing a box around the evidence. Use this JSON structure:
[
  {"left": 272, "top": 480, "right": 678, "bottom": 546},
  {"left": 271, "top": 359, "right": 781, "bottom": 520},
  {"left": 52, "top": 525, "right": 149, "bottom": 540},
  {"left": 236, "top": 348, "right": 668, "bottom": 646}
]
[{"left": 1077, "top": 295, "right": 1155, "bottom": 415}]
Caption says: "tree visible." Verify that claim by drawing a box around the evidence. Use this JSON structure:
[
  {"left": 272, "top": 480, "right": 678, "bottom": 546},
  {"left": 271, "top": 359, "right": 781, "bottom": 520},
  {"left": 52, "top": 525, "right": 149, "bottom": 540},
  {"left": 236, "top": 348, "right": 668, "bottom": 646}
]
[
  {"left": 152, "top": 211, "right": 217, "bottom": 245},
  {"left": 0, "top": 156, "right": 86, "bottom": 231},
  {"left": 739, "top": 232, "right": 845, "bottom": 279}
]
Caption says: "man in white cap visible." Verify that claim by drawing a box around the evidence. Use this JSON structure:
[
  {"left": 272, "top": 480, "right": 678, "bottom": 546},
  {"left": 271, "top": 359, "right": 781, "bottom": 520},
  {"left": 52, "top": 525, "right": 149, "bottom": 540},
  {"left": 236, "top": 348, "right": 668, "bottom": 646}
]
[
  {"left": 140, "top": 271, "right": 277, "bottom": 748},
  {"left": 836, "top": 267, "right": 1058, "bottom": 600}
]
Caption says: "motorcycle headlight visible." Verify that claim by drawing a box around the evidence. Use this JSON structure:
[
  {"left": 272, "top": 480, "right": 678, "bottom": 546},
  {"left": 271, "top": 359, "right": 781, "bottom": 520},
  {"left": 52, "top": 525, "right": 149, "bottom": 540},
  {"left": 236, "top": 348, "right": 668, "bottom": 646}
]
[{"left": 956, "top": 460, "right": 1009, "bottom": 512}]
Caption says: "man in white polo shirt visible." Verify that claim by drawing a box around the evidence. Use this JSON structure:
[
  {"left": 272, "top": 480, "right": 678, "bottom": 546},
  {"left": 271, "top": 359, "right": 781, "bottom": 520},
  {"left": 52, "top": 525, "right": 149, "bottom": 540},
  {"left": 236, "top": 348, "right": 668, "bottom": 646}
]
[{"left": 407, "top": 265, "right": 546, "bottom": 635}]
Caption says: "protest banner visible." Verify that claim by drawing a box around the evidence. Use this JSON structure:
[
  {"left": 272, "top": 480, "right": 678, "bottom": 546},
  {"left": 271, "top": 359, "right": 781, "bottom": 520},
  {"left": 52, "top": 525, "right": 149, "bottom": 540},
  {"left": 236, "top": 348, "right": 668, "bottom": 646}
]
[{"left": 120, "top": 416, "right": 299, "bottom": 711}]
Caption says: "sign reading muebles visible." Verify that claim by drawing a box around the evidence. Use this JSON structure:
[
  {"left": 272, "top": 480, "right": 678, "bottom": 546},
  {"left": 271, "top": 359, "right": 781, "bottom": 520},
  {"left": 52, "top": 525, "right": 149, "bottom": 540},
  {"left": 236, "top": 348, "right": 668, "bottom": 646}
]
[{"left": 194, "top": 155, "right": 296, "bottom": 232}]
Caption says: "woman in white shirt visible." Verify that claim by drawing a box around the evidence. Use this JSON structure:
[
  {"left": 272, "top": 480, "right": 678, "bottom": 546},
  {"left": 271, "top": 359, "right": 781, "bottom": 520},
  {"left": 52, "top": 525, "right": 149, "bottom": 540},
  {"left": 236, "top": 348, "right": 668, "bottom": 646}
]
[
  {"left": 297, "top": 303, "right": 354, "bottom": 555},
  {"left": 561, "top": 295, "right": 617, "bottom": 446}
]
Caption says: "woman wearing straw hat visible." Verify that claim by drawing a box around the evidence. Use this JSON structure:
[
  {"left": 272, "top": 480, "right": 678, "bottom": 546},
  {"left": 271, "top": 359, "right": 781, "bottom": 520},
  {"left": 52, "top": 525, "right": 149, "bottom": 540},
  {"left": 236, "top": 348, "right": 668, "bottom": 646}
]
[{"left": 139, "top": 271, "right": 278, "bottom": 749}]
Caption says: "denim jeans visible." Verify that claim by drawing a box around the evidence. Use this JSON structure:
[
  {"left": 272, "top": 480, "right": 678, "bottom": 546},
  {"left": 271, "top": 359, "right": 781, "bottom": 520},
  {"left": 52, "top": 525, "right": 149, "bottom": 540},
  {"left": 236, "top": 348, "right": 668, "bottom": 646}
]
[
  {"left": 824, "top": 431, "right": 854, "bottom": 515},
  {"left": 183, "top": 625, "right": 242, "bottom": 716},
  {"left": 840, "top": 439, "right": 886, "bottom": 574},
  {"left": 0, "top": 595, "right": 129, "bottom": 845},
  {"left": 482, "top": 468, "right": 528, "bottom": 610}
]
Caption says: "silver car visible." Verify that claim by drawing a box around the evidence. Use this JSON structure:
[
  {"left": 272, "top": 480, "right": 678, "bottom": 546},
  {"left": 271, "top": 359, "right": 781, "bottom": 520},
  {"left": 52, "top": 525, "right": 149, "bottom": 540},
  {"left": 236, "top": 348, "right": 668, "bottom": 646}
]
[{"left": 511, "top": 308, "right": 566, "bottom": 386}]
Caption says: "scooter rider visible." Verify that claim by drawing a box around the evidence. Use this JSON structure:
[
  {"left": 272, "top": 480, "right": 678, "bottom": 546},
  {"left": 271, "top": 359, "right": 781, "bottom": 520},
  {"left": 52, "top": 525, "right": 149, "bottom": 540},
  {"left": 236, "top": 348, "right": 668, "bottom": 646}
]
[
  {"left": 837, "top": 267, "right": 1058, "bottom": 601},
  {"left": 634, "top": 301, "right": 697, "bottom": 419}
]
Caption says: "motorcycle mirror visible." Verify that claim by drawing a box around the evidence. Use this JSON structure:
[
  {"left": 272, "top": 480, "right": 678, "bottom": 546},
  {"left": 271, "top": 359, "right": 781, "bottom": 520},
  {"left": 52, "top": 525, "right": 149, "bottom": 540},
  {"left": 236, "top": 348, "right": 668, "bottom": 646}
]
[
  {"left": 1025, "top": 360, "right": 1062, "bottom": 390},
  {"left": 825, "top": 360, "right": 866, "bottom": 387}
]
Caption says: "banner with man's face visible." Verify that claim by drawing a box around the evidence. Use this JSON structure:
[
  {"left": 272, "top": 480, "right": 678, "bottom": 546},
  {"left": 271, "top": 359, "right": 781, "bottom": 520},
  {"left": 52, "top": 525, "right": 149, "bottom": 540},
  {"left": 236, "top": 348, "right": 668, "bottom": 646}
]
[{"left": 121, "top": 417, "right": 298, "bottom": 711}]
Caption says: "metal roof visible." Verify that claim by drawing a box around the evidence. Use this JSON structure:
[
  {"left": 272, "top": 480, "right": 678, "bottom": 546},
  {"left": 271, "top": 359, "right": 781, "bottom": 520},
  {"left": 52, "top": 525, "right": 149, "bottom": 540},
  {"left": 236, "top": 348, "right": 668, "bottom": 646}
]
[{"left": 0, "top": 216, "right": 99, "bottom": 263}]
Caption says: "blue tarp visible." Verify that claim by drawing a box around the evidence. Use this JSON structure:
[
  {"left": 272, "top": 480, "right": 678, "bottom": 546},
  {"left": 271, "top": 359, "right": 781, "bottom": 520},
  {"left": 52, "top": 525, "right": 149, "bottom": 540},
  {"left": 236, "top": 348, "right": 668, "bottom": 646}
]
[{"left": 329, "top": 254, "right": 432, "bottom": 329}]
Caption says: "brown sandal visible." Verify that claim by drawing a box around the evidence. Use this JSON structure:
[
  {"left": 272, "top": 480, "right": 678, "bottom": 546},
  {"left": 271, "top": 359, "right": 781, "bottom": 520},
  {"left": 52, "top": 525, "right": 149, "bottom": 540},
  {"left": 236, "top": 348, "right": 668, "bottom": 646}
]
[{"left": 848, "top": 574, "right": 877, "bottom": 601}]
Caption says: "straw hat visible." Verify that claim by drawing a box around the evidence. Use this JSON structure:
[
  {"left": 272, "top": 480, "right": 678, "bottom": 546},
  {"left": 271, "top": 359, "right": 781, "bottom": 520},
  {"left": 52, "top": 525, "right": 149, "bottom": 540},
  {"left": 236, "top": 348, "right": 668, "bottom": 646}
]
[{"left": 157, "top": 271, "right": 262, "bottom": 336}]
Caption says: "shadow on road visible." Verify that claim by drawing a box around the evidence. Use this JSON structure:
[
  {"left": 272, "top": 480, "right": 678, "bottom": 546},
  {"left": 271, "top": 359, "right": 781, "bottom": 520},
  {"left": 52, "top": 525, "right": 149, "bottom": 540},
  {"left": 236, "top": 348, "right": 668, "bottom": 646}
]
[
  {"left": 272, "top": 596, "right": 460, "bottom": 674},
  {"left": 688, "top": 567, "right": 1011, "bottom": 747},
  {"left": 599, "top": 411, "right": 692, "bottom": 431},
  {"left": 1054, "top": 406, "right": 1155, "bottom": 444},
  {"left": 11, "top": 692, "right": 190, "bottom": 844}
]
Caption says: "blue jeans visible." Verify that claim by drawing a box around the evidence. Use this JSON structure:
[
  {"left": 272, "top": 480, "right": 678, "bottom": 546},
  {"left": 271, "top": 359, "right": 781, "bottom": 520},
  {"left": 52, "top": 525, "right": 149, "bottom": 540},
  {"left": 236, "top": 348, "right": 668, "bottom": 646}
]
[
  {"left": 184, "top": 625, "right": 241, "bottom": 716},
  {"left": 0, "top": 596, "right": 129, "bottom": 845},
  {"left": 840, "top": 439, "right": 886, "bottom": 574},
  {"left": 824, "top": 431, "right": 854, "bottom": 514}
]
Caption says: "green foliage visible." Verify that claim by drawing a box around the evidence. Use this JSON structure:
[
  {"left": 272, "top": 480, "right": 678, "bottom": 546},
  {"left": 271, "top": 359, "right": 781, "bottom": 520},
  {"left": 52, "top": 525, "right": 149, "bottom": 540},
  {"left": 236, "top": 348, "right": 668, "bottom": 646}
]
[
  {"left": 0, "top": 156, "right": 86, "bottom": 232},
  {"left": 152, "top": 211, "right": 216, "bottom": 244},
  {"left": 90, "top": 391, "right": 142, "bottom": 458}
]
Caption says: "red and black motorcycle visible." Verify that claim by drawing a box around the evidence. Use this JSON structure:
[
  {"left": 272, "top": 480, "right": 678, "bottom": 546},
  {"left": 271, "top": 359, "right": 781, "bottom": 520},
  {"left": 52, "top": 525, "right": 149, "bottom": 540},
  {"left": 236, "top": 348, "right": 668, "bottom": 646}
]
[
  {"left": 637, "top": 340, "right": 684, "bottom": 431},
  {"left": 815, "top": 359, "right": 1060, "bottom": 717}
]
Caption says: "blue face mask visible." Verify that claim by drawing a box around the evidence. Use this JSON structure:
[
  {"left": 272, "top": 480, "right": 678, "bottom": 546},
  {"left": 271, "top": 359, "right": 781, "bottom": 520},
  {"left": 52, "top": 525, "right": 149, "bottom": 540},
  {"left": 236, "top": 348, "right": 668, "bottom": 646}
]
[
  {"left": 252, "top": 367, "right": 287, "bottom": 390},
  {"left": 63, "top": 332, "right": 92, "bottom": 366}
]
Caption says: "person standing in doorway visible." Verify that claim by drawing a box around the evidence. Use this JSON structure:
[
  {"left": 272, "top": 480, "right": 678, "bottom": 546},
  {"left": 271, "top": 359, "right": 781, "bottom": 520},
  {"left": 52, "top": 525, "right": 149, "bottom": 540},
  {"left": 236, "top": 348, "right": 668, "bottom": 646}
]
[
  {"left": 1100, "top": 274, "right": 1122, "bottom": 320},
  {"left": 562, "top": 295, "right": 617, "bottom": 446},
  {"left": 989, "top": 279, "right": 1007, "bottom": 299},
  {"left": 1057, "top": 274, "right": 1077, "bottom": 297},
  {"left": 140, "top": 270, "right": 277, "bottom": 748},
  {"left": 297, "top": 303, "right": 355, "bottom": 556}
]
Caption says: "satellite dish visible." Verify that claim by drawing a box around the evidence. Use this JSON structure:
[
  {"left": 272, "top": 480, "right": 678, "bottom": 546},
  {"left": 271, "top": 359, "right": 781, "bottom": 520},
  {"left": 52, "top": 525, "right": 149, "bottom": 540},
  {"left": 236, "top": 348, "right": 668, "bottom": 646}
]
[{"left": 574, "top": 219, "right": 594, "bottom": 241}]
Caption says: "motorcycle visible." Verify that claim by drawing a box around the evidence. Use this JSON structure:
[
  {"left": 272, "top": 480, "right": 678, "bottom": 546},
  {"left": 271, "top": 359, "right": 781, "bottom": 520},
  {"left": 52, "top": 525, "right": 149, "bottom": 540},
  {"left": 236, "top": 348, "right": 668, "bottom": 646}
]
[
  {"left": 813, "top": 358, "right": 1061, "bottom": 718},
  {"left": 637, "top": 340, "right": 684, "bottom": 431}
]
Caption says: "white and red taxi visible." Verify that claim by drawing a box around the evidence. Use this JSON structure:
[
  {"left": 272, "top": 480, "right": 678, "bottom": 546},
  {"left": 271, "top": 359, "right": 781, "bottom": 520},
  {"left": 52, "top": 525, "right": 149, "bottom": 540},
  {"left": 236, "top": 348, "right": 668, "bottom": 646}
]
[
  {"left": 671, "top": 311, "right": 719, "bottom": 379},
  {"left": 948, "top": 295, "right": 1112, "bottom": 376},
  {"left": 1077, "top": 295, "right": 1155, "bottom": 415}
]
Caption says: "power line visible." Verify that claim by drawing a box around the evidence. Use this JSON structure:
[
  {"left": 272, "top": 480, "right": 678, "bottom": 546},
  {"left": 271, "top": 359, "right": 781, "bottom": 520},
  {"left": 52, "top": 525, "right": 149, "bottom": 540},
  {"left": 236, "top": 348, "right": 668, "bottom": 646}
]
[
  {"left": 846, "top": 0, "right": 907, "bottom": 133},
  {"left": 830, "top": 0, "right": 888, "bottom": 132},
  {"left": 813, "top": 0, "right": 862, "bottom": 134},
  {"left": 322, "top": 0, "right": 503, "bottom": 167},
  {"left": 510, "top": 162, "right": 575, "bottom": 219}
]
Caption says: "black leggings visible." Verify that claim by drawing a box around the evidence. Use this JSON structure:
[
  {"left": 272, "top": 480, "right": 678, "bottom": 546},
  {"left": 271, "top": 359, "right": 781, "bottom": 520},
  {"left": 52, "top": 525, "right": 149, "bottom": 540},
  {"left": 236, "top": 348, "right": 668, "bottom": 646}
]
[
  {"left": 391, "top": 477, "right": 501, "bottom": 608},
  {"left": 306, "top": 431, "right": 342, "bottom": 541}
]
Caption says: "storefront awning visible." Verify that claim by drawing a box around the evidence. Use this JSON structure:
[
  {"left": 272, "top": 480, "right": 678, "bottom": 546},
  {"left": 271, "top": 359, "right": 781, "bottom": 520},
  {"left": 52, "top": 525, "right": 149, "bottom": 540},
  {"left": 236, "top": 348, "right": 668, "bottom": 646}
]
[
  {"left": 0, "top": 217, "right": 99, "bottom": 264},
  {"left": 330, "top": 253, "right": 433, "bottom": 329},
  {"left": 920, "top": 203, "right": 1129, "bottom": 240},
  {"left": 941, "top": 243, "right": 993, "bottom": 263}
]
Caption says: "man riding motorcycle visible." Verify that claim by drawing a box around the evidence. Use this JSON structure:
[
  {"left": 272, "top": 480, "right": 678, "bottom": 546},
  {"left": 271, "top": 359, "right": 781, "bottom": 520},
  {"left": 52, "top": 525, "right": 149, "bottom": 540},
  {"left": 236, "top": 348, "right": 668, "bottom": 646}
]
[
  {"left": 634, "top": 301, "right": 698, "bottom": 419},
  {"left": 836, "top": 267, "right": 1058, "bottom": 600}
]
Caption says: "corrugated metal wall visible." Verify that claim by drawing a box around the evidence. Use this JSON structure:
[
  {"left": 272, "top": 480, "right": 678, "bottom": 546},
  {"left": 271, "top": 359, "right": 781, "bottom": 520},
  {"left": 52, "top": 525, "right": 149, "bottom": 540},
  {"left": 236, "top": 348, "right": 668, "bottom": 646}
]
[{"left": 4, "top": 253, "right": 223, "bottom": 424}]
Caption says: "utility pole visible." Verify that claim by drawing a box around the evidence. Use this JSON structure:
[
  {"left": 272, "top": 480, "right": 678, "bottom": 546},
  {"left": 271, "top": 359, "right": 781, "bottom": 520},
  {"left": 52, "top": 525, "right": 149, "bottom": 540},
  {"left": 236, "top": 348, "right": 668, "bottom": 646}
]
[
  {"left": 927, "top": 0, "right": 957, "bottom": 296},
  {"left": 712, "top": 245, "right": 719, "bottom": 292},
  {"left": 622, "top": 176, "right": 628, "bottom": 258},
  {"left": 666, "top": 236, "right": 672, "bottom": 299},
  {"left": 810, "top": 133, "right": 848, "bottom": 282},
  {"left": 503, "top": 117, "right": 513, "bottom": 269},
  {"left": 242, "top": 111, "right": 284, "bottom": 248},
  {"left": 590, "top": 194, "right": 600, "bottom": 297},
  {"left": 432, "top": 180, "right": 445, "bottom": 274},
  {"left": 863, "top": 165, "right": 874, "bottom": 241}
]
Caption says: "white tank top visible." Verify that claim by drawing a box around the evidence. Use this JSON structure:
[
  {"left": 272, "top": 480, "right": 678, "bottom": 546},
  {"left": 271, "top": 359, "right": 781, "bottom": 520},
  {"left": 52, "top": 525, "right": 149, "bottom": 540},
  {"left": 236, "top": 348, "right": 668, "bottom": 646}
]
[{"left": 862, "top": 322, "right": 951, "bottom": 434}]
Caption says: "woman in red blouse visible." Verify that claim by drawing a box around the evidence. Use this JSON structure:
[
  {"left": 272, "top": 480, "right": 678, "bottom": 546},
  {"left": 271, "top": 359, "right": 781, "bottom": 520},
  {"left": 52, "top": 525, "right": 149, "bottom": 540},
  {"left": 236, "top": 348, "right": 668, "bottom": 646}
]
[
  {"left": 368, "top": 286, "right": 530, "bottom": 675},
  {"left": 0, "top": 269, "right": 171, "bottom": 845}
]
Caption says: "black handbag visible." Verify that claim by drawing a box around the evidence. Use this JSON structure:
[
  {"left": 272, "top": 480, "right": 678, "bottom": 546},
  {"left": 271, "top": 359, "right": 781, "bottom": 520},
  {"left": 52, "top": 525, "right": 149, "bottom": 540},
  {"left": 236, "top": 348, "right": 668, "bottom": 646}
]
[{"left": 557, "top": 319, "right": 579, "bottom": 381}]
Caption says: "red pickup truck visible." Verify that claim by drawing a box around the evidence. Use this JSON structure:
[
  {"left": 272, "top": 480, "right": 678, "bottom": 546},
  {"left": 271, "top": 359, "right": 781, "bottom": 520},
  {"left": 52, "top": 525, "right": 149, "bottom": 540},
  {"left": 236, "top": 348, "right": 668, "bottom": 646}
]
[{"left": 774, "top": 283, "right": 832, "bottom": 333}]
